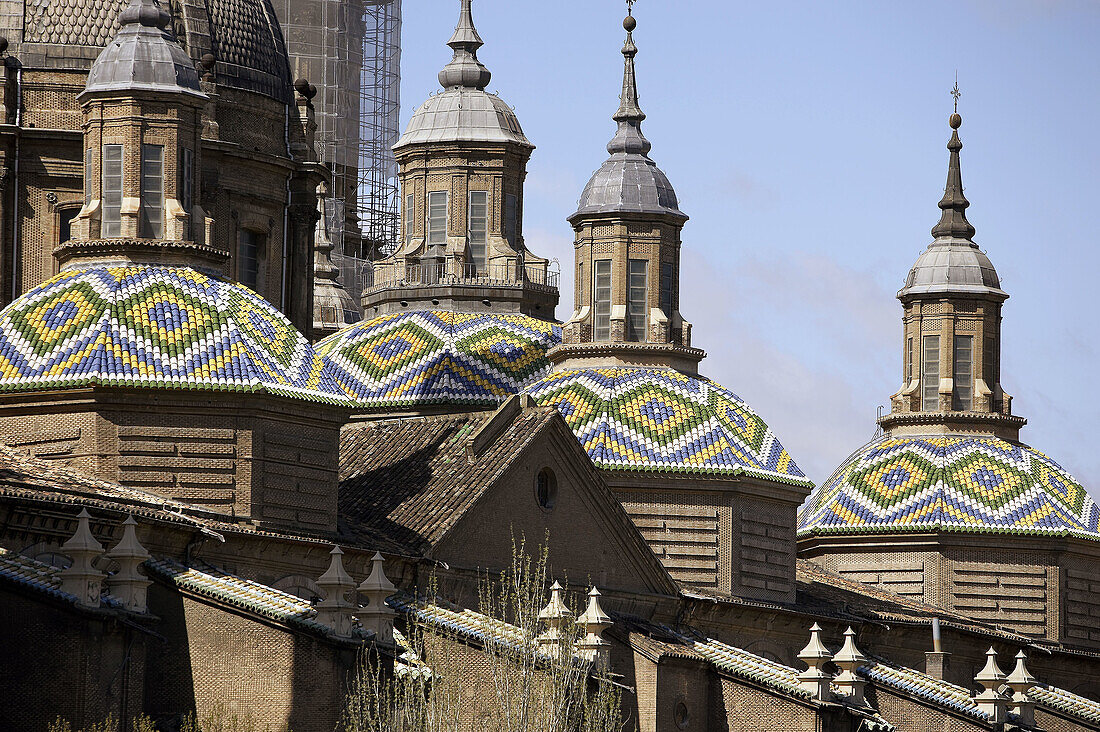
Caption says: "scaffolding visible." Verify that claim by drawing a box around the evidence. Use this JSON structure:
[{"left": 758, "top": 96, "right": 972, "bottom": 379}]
[
  {"left": 358, "top": 0, "right": 402, "bottom": 262},
  {"left": 272, "top": 0, "right": 401, "bottom": 307}
]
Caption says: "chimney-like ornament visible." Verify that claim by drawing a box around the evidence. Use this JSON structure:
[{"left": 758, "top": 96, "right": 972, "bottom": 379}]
[
  {"left": 1006, "top": 650, "right": 1037, "bottom": 727},
  {"left": 832, "top": 627, "right": 868, "bottom": 705},
  {"left": 576, "top": 587, "right": 612, "bottom": 670},
  {"left": 797, "top": 623, "right": 834, "bottom": 701},
  {"left": 105, "top": 515, "right": 151, "bottom": 613},
  {"left": 925, "top": 617, "right": 951, "bottom": 680},
  {"left": 357, "top": 552, "right": 396, "bottom": 644},
  {"left": 59, "top": 509, "right": 106, "bottom": 607},
  {"left": 315, "top": 546, "right": 357, "bottom": 637},
  {"left": 972, "top": 646, "right": 1009, "bottom": 724},
  {"left": 537, "top": 580, "right": 574, "bottom": 658}
]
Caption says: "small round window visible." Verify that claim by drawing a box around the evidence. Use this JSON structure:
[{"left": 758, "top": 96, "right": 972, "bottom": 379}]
[
  {"left": 674, "top": 701, "right": 689, "bottom": 729},
  {"left": 535, "top": 468, "right": 557, "bottom": 510}
]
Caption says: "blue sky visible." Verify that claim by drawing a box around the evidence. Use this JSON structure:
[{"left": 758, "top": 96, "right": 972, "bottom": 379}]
[{"left": 399, "top": 0, "right": 1100, "bottom": 498}]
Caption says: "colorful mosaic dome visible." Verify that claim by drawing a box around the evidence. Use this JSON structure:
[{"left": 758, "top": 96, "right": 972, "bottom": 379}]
[
  {"left": 0, "top": 265, "right": 346, "bottom": 403},
  {"left": 316, "top": 310, "right": 561, "bottom": 408},
  {"left": 526, "top": 367, "right": 809, "bottom": 483},
  {"left": 798, "top": 436, "right": 1100, "bottom": 538}
]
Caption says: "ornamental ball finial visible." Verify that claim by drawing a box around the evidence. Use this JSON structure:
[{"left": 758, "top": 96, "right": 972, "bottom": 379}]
[
  {"left": 950, "top": 112, "right": 962, "bottom": 129},
  {"left": 624, "top": 14, "right": 637, "bottom": 31}
]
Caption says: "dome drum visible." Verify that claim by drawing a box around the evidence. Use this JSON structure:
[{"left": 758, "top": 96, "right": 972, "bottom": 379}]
[{"left": 0, "top": 264, "right": 350, "bottom": 532}]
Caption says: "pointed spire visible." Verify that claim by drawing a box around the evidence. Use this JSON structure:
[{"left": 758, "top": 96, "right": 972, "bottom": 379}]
[
  {"left": 105, "top": 515, "right": 151, "bottom": 613},
  {"left": 833, "top": 627, "right": 868, "bottom": 705},
  {"left": 1007, "top": 650, "right": 1037, "bottom": 727},
  {"left": 606, "top": 3, "right": 652, "bottom": 157},
  {"left": 438, "top": 0, "right": 492, "bottom": 90},
  {"left": 972, "top": 646, "right": 1009, "bottom": 724},
  {"left": 537, "top": 581, "right": 574, "bottom": 657},
  {"left": 315, "top": 546, "right": 357, "bottom": 637},
  {"left": 797, "top": 623, "right": 834, "bottom": 701},
  {"left": 576, "top": 587, "right": 612, "bottom": 669},
  {"left": 59, "top": 509, "right": 106, "bottom": 607},
  {"left": 930, "top": 103, "right": 977, "bottom": 242},
  {"left": 357, "top": 552, "right": 396, "bottom": 644}
]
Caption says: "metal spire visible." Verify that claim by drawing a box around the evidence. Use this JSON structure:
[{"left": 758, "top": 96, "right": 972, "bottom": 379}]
[
  {"left": 438, "top": 0, "right": 492, "bottom": 90},
  {"left": 607, "top": 1, "right": 652, "bottom": 156},
  {"left": 930, "top": 87, "right": 976, "bottom": 242}
]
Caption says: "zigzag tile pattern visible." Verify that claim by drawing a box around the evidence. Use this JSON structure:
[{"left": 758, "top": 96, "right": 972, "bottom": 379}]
[
  {"left": 0, "top": 265, "right": 346, "bottom": 403},
  {"left": 316, "top": 310, "right": 561, "bottom": 407},
  {"left": 527, "top": 367, "right": 809, "bottom": 482},
  {"left": 798, "top": 436, "right": 1100, "bottom": 537}
]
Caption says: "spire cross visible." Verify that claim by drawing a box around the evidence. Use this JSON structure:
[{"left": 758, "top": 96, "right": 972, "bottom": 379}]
[
  {"left": 626, "top": 0, "right": 636, "bottom": 12},
  {"left": 951, "top": 73, "right": 961, "bottom": 113}
]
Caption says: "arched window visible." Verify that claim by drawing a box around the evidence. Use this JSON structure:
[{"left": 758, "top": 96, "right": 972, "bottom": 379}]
[{"left": 535, "top": 468, "right": 557, "bottom": 511}]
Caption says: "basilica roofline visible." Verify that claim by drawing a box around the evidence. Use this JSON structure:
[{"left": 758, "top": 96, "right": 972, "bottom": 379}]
[
  {"left": 547, "top": 341, "right": 705, "bottom": 374},
  {"left": 877, "top": 411, "right": 1027, "bottom": 441},
  {"left": 798, "top": 526, "right": 1100, "bottom": 548}
]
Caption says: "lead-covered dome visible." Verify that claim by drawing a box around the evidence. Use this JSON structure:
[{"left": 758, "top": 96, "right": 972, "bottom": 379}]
[
  {"left": 83, "top": 0, "right": 203, "bottom": 99},
  {"left": 798, "top": 436, "right": 1099, "bottom": 539},
  {"left": 899, "top": 241, "right": 1005, "bottom": 299},
  {"left": 395, "top": 0, "right": 531, "bottom": 152},
  {"left": 573, "top": 153, "right": 684, "bottom": 221},
  {"left": 317, "top": 310, "right": 560, "bottom": 408},
  {"left": 528, "top": 367, "right": 809, "bottom": 483},
  {"left": 22, "top": 0, "right": 291, "bottom": 102},
  {"left": 0, "top": 265, "right": 346, "bottom": 403},
  {"left": 396, "top": 87, "right": 531, "bottom": 149},
  {"left": 569, "top": 8, "right": 686, "bottom": 223}
]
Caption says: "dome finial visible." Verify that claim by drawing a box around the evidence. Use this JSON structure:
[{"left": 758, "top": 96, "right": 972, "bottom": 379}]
[
  {"left": 931, "top": 77, "right": 976, "bottom": 241},
  {"left": 607, "top": 0, "right": 651, "bottom": 156},
  {"left": 119, "top": 0, "right": 171, "bottom": 32},
  {"left": 438, "top": 0, "right": 492, "bottom": 90}
]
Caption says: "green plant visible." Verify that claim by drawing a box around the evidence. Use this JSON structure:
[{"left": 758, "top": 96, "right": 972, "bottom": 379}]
[{"left": 339, "top": 535, "right": 623, "bottom": 732}]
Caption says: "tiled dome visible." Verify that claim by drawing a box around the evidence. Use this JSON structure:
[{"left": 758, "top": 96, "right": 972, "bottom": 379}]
[
  {"left": 316, "top": 310, "right": 560, "bottom": 408},
  {"left": 527, "top": 367, "right": 809, "bottom": 483},
  {"left": 798, "top": 436, "right": 1100, "bottom": 538},
  {"left": 0, "top": 265, "right": 345, "bottom": 403}
]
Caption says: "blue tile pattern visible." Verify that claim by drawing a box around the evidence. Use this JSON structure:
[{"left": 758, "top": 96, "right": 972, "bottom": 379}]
[
  {"left": 799, "top": 436, "right": 1099, "bottom": 538},
  {"left": 0, "top": 265, "right": 347, "bottom": 403},
  {"left": 317, "top": 310, "right": 560, "bottom": 407},
  {"left": 527, "top": 367, "right": 810, "bottom": 483}
]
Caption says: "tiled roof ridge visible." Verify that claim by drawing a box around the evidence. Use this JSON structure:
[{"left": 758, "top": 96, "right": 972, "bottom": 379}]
[
  {"left": 691, "top": 634, "right": 811, "bottom": 699},
  {"left": 794, "top": 559, "right": 1039, "bottom": 645},
  {"left": 388, "top": 593, "right": 590, "bottom": 666},
  {"left": 145, "top": 557, "right": 345, "bottom": 637},
  {"left": 0, "top": 546, "right": 122, "bottom": 610},
  {"left": 857, "top": 656, "right": 988, "bottom": 720},
  {"left": 1028, "top": 683, "right": 1100, "bottom": 724}
]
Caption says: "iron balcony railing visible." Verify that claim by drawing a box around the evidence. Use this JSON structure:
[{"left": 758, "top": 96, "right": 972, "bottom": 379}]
[{"left": 365, "top": 262, "right": 559, "bottom": 292}]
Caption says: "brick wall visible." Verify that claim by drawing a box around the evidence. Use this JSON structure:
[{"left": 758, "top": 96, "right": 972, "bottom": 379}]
[
  {"left": 0, "top": 586, "right": 146, "bottom": 730},
  {"left": 144, "top": 581, "right": 356, "bottom": 732}
]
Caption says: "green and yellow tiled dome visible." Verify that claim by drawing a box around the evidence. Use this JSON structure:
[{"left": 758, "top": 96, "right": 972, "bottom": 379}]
[
  {"left": 798, "top": 436, "right": 1099, "bottom": 538},
  {"left": 0, "top": 265, "right": 346, "bottom": 403},
  {"left": 527, "top": 367, "right": 810, "bottom": 483},
  {"left": 316, "top": 310, "right": 561, "bottom": 408}
]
